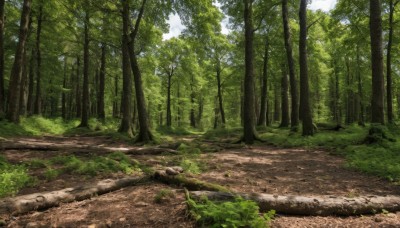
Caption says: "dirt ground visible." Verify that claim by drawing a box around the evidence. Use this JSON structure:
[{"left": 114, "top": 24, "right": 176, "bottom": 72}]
[{"left": 1, "top": 136, "right": 400, "bottom": 227}]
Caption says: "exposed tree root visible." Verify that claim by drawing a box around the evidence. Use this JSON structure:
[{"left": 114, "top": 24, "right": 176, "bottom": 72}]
[
  {"left": 189, "top": 191, "right": 400, "bottom": 216},
  {"left": 0, "top": 176, "right": 148, "bottom": 216},
  {"left": 153, "top": 170, "right": 230, "bottom": 192}
]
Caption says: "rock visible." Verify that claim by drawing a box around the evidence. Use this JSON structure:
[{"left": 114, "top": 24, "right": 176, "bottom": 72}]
[
  {"left": 374, "top": 217, "right": 383, "bottom": 223},
  {"left": 166, "top": 167, "right": 179, "bottom": 176},
  {"left": 171, "top": 166, "right": 184, "bottom": 173},
  {"left": 136, "top": 201, "right": 149, "bottom": 207},
  {"left": 119, "top": 218, "right": 126, "bottom": 222}
]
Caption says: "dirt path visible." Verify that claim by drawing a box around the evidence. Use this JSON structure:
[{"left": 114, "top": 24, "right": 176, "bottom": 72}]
[{"left": 1, "top": 136, "right": 400, "bottom": 227}]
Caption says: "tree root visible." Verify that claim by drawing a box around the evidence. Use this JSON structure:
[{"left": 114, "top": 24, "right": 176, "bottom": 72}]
[
  {"left": 0, "top": 176, "right": 149, "bottom": 216},
  {"left": 189, "top": 191, "right": 400, "bottom": 216}
]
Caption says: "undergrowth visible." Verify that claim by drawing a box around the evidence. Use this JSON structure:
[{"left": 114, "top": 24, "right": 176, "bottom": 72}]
[
  {"left": 27, "top": 152, "right": 142, "bottom": 179},
  {"left": 187, "top": 195, "right": 275, "bottom": 228},
  {"left": 0, "top": 156, "right": 33, "bottom": 197}
]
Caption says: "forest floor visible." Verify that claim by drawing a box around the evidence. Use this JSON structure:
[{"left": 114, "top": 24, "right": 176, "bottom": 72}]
[{"left": 1, "top": 135, "right": 400, "bottom": 227}]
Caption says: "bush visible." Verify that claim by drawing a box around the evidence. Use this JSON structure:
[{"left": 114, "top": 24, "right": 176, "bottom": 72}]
[
  {"left": 187, "top": 196, "right": 275, "bottom": 228},
  {"left": 0, "top": 156, "right": 32, "bottom": 197}
]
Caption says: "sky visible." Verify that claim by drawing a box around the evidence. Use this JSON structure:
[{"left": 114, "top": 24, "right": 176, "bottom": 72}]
[{"left": 163, "top": 0, "right": 338, "bottom": 40}]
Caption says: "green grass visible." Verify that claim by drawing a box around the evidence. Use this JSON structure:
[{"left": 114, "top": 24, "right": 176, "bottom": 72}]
[
  {"left": 187, "top": 195, "right": 275, "bottom": 228},
  {"left": 0, "top": 156, "right": 33, "bottom": 197}
]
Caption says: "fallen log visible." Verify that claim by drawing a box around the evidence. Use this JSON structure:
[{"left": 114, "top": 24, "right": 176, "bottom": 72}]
[
  {"left": 153, "top": 170, "right": 230, "bottom": 192},
  {"left": 0, "top": 176, "right": 148, "bottom": 216},
  {"left": 189, "top": 191, "right": 400, "bottom": 216},
  {"left": 125, "top": 147, "right": 179, "bottom": 156}
]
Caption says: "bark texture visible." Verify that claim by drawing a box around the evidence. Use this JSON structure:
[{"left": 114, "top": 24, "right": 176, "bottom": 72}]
[
  {"left": 189, "top": 191, "right": 400, "bottom": 216},
  {"left": 0, "top": 0, "right": 4, "bottom": 117},
  {"left": 6, "top": 0, "right": 32, "bottom": 123},
  {"left": 299, "top": 0, "right": 314, "bottom": 136},
  {"left": 282, "top": 0, "right": 299, "bottom": 130},
  {"left": 0, "top": 176, "right": 147, "bottom": 216},
  {"left": 370, "top": 0, "right": 385, "bottom": 124}
]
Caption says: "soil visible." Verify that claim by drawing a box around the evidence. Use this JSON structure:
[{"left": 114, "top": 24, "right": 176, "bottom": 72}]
[{"left": 1, "top": 136, "right": 400, "bottom": 227}]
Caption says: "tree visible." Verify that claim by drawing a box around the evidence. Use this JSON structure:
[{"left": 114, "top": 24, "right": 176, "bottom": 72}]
[
  {"left": 282, "top": 0, "right": 299, "bottom": 130},
  {"left": 78, "top": 6, "right": 90, "bottom": 128},
  {"left": 386, "top": 0, "right": 397, "bottom": 124},
  {"left": 370, "top": 0, "right": 385, "bottom": 124},
  {"left": 242, "top": 0, "right": 258, "bottom": 144},
  {"left": 6, "top": 0, "right": 32, "bottom": 123},
  {"left": 33, "top": 2, "right": 43, "bottom": 115},
  {"left": 0, "top": 0, "right": 4, "bottom": 118},
  {"left": 280, "top": 64, "right": 290, "bottom": 127},
  {"left": 299, "top": 0, "right": 314, "bottom": 136},
  {"left": 125, "top": 0, "right": 153, "bottom": 142}
]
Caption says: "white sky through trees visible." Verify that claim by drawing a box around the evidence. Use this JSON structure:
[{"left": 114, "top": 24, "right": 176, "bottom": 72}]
[{"left": 163, "top": 0, "right": 338, "bottom": 40}]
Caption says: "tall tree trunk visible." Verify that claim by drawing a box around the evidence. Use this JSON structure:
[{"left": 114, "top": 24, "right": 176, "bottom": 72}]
[
  {"left": 125, "top": 0, "right": 152, "bottom": 142},
  {"left": 78, "top": 10, "right": 90, "bottom": 128},
  {"left": 6, "top": 0, "right": 32, "bottom": 123},
  {"left": 387, "top": 0, "right": 395, "bottom": 123},
  {"left": 33, "top": 4, "right": 43, "bottom": 115},
  {"left": 0, "top": 0, "right": 4, "bottom": 117},
  {"left": 27, "top": 49, "right": 34, "bottom": 115},
  {"left": 356, "top": 46, "right": 365, "bottom": 126},
  {"left": 98, "top": 44, "right": 106, "bottom": 121},
  {"left": 299, "top": 0, "right": 314, "bottom": 136},
  {"left": 119, "top": 2, "right": 133, "bottom": 135},
  {"left": 113, "top": 75, "right": 119, "bottom": 118},
  {"left": 166, "top": 75, "right": 172, "bottom": 127},
  {"left": 282, "top": 0, "right": 299, "bottom": 130},
  {"left": 190, "top": 84, "right": 196, "bottom": 128},
  {"left": 243, "top": 0, "right": 258, "bottom": 144},
  {"left": 274, "top": 80, "right": 280, "bottom": 122},
  {"left": 19, "top": 47, "right": 29, "bottom": 115},
  {"left": 280, "top": 65, "right": 290, "bottom": 127},
  {"left": 177, "top": 81, "right": 181, "bottom": 127},
  {"left": 216, "top": 66, "right": 225, "bottom": 125},
  {"left": 258, "top": 36, "right": 269, "bottom": 126},
  {"left": 370, "top": 0, "right": 385, "bottom": 124},
  {"left": 75, "top": 57, "right": 81, "bottom": 118},
  {"left": 62, "top": 59, "right": 67, "bottom": 120}
]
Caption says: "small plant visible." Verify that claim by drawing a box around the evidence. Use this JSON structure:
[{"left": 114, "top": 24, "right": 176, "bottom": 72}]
[
  {"left": 180, "top": 159, "right": 202, "bottom": 174},
  {"left": 154, "top": 189, "right": 175, "bottom": 204},
  {"left": 0, "top": 156, "right": 32, "bottom": 198},
  {"left": 44, "top": 168, "right": 60, "bottom": 181},
  {"left": 187, "top": 196, "right": 275, "bottom": 228}
]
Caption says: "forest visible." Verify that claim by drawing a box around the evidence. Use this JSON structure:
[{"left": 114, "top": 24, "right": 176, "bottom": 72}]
[{"left": 1, "top": 0, "right": 400, "bottom": 227}]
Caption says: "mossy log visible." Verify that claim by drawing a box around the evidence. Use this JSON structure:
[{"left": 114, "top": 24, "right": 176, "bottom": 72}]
[
  {"left": 153, "top": 170, "right": 230, "bottom": 192},
  {"left": 189, "top": 191, "right": 400, "bottom": 216},
  {"left": 0, "top": 176, "right": 147, "bottom": 216}
]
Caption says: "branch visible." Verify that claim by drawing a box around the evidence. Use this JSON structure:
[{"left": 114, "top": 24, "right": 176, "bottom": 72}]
[{"left": 130, "top": 0, "right": 147, "bottom": 41}]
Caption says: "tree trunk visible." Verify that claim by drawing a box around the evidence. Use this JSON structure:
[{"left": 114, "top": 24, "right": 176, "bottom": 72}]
[
  {"left": 19, "top": 46, "right": 29, "bottom": 116},
  {"left": 27, "top": 49, "right": 35, "bottom": 115},
  {"left": 74, "top": 57, "right": 81, "bottom": 118},
  {"left": 299, "top": 0, "right": 314, "bottom": 136},
  {"left": 62, "top": 59, "right": 67, "bottom": 120},
  {"left": 6, "top": 0, "right": 32, "bottom": 123},
  {"left": 0, "top": 0, "right": 4, "bottom": 117},
  {"left": 216, "top": 67, "right": 225, "bottom": 125},
  {"left": 98, "top": 44, "right": 106, "bottom": 121},
  {"left": 78, "top": 10, "right": 90, "bottom": 128},
  {"left": 243, "top": 0, "right": 258, "bottom": 144},
  {"left": 370, "top": 0, "right": 385, "bottom": 124},
  {"left": 166, "top": 75, "right": 172, "bottom": 127},
  {"left": 0, "top": 176, "right": 147, "bottom": 216},
  {"left": 189, "top": 191, "right": 400, "bottom": 216},
  {"left": 113, "top": 75, "right": 119, "bottom": 118},
  {"left": 274, "top": 80, "right": 280, "bottom": 122},
  {"left": 33, "top": 4, "right": 43, "bottom": 116},
  {"left": 125, "top": 0, "right": 152, "bottom": 142},
  {"left": 190, "top": 84, "right": 196, "bottom": 128},
  {"left": 387, "top": 0, "right": 395, "bottom": 124},
  {"left": 282, "top": 0, "right": 299, "bottom": 130},
  {"left": 258, "top": 37, "right": 269, "bottom": 126},
  {"left": 356, "top": 46, "right": 365, "bottom": 126},
  {"left": 280, "top": 65, "right": 290, "bottom": 127},
  {"left": 119, "top": 3, "right": 133, "bottom": 136}
]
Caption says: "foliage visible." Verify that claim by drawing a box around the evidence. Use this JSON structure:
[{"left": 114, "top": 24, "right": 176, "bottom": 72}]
[
  {"left": 187, "top": 196, "right": 275, "bottom": 228},
  {"left": 0, "top": 156, "right": 33, "bottom": 198}
]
